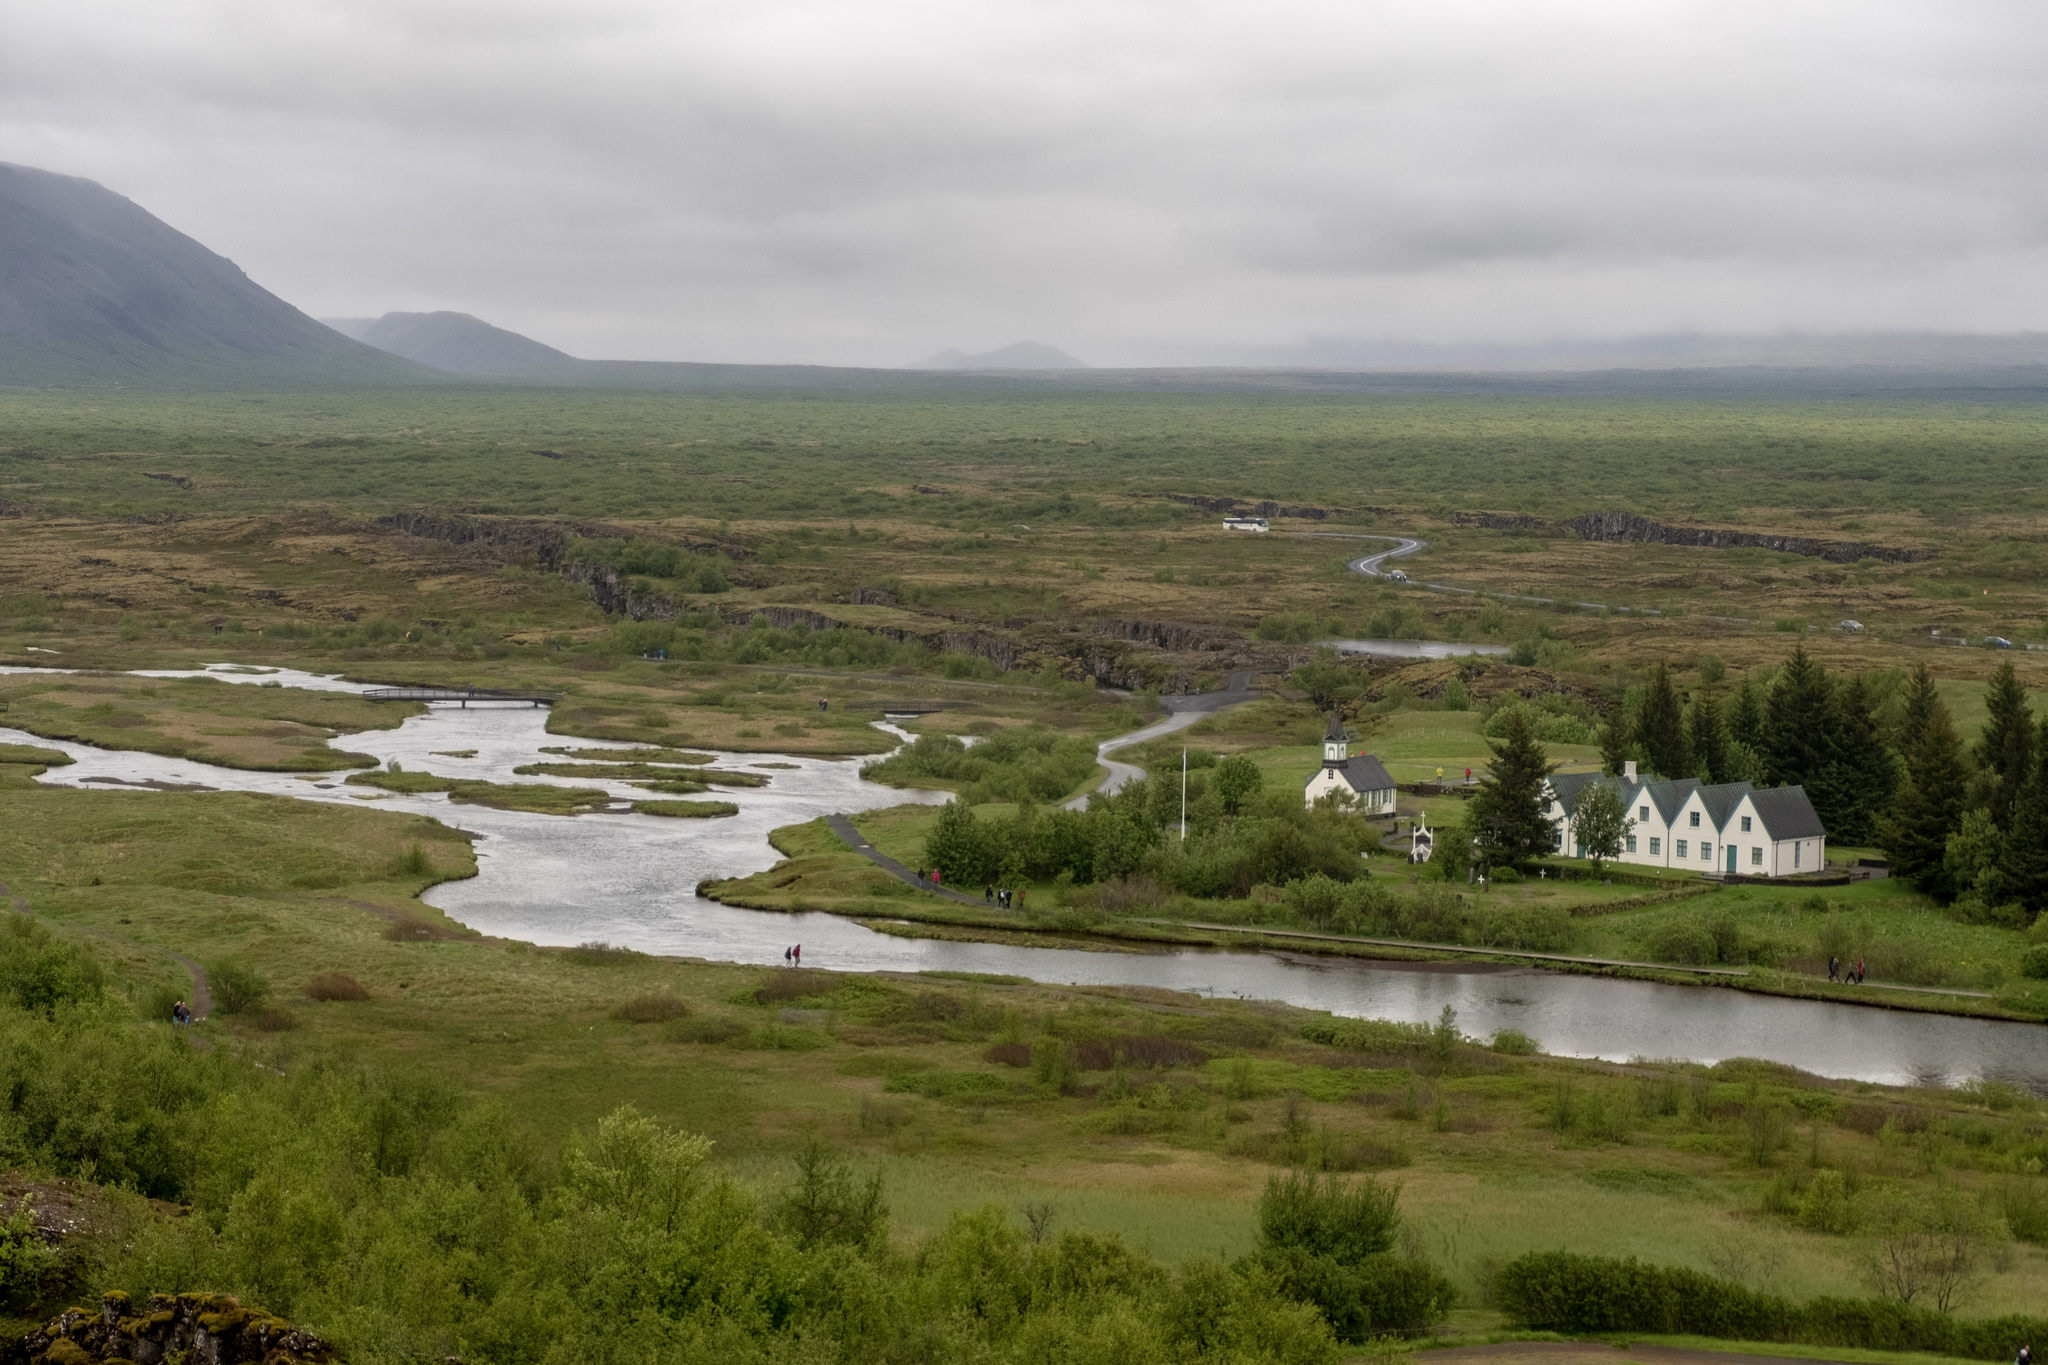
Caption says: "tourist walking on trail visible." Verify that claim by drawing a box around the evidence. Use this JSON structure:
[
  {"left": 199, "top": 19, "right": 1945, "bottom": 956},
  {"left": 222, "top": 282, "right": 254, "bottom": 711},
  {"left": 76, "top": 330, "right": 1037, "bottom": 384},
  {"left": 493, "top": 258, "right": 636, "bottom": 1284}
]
[
  {"left": 985, "top": 884, "right": 994, "bottom": 903},
  {"left": 784, "top": 946, "right": 793, "bottom": 965},
  {"left": 1828, "top": 956, "right": 1839, "bottom": 982},
  {"left": 793, "top": 944, "right": 801, "bottom": 965},
  {"left": 1855, "top": 957, "right": 1866, "bottom": 985},
  {"left": 2014, "top": 1342, "right": 2029, "bottom": 1365}
]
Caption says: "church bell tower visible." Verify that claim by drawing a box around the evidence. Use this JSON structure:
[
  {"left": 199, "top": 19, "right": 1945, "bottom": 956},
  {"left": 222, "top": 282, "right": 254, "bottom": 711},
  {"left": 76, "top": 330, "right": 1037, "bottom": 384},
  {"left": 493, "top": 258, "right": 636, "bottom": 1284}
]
[{"left": 1322, "top": 712, "right": 1348, "bottom": 766}]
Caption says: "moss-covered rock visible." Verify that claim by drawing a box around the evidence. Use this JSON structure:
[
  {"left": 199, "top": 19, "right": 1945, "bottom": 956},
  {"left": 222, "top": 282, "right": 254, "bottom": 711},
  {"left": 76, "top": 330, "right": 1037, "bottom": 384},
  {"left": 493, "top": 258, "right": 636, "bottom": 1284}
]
[{"left": 8, "top": 1291, "right": 332, "bottom": 1364}]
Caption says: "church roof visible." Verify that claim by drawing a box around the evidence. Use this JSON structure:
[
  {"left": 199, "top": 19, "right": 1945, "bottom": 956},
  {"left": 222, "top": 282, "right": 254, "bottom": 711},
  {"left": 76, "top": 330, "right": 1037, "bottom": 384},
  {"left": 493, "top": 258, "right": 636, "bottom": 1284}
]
[
  {"left": 1308, "top": 754, "right": 1394, "bottom": 794},
  {"left": 1324, "top": 711, "right": 1348, "bottom": 742}
]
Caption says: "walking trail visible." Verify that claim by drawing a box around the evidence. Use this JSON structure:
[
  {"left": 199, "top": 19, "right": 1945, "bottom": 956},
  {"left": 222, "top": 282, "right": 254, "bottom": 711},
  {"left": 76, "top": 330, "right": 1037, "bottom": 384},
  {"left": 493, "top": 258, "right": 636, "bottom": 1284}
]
[{"left": 0, "top": 878, "right": 213, "bottom": 1038}]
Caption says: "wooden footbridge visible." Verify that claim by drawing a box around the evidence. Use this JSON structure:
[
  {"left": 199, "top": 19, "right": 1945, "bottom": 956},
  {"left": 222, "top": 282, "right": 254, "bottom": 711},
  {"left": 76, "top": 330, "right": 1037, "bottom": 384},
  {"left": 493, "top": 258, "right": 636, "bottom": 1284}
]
[{"left": 363, "top": 685, "right": 563, "bottom": 707}]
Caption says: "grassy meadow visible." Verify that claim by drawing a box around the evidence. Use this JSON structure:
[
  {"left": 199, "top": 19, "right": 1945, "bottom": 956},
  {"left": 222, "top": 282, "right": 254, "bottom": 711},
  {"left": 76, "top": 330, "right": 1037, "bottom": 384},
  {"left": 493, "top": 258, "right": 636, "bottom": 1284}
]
[{"left": 1, "top": 379, "right": 2047, "bottom": 1352}]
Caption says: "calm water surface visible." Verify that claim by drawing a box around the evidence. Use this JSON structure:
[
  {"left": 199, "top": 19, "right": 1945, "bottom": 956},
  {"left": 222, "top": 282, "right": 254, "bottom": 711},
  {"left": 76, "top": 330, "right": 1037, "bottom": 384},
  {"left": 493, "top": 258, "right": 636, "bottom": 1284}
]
[{"left": 7, "top": 664, "right": 2044, "bottom": 1093}]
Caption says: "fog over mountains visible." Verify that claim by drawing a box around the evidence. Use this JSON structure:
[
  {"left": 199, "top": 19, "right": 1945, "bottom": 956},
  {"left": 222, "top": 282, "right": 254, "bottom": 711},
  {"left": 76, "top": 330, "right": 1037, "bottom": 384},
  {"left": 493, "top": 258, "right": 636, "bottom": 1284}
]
[
  {"left": 325, "top": 311, "right": 573, "bottom": 375},
  {"left": 4, "top": 161, "right": 2048, "bottom": 393}
]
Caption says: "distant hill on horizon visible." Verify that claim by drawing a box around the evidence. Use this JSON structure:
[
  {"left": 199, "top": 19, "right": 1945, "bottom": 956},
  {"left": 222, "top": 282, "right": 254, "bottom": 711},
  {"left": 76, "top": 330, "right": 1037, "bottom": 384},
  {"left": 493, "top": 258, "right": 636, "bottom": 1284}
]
[
  {"left": 915, "top": 341, "right": 1088, "bottom": 370},
  {"left": 325, "top": 310, "right": 574, "bottom": 375},
  {"left": 0, "top": 162, "right": 425, "bottom": 387}
]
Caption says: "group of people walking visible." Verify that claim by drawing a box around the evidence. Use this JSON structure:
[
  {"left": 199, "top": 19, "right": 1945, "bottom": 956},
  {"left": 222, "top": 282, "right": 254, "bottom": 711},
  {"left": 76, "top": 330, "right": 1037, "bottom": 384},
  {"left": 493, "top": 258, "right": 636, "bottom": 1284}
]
[
  {"left": 1827, "top": 955, "right": 1867, "bottom": 985},
  {"left": 781, "top": 944, "right": 802, "bottom": 966},
  {"left": 983, "top": 884, "right": 1025, "bottom": 910},
  {"left": 914, "top": 868, "right": 944, "bottom": 889}
]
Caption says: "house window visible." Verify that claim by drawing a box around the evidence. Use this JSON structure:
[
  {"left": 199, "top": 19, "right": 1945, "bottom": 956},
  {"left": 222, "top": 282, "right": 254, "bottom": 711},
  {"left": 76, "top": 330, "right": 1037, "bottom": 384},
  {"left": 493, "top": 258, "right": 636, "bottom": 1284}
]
[
  {"left": 1689, "top": 812, "right": 1700, "bottom": 828},
  {"left": 1626, "top": 835, "right": 1637, "bottom": 853},
  {"left": 1702, "top": 842, "right": 1712, "bottom": 862},
  {"left": 1639, "top": 806, "right": 1649, "bottom": 821},
  {"left": 1553, "top": 828, "right": 1563, "bottom": 847},
  {"left": 1676, "top": 840, "right": 1687, "bottom": 858},
  {"left": 1740, "top": 816, "right": 1752, "bottom": 833},
  {"left": 1794, "top": 843, "right": 1801, "bottom": 869},
  {"left": 1751, "top": 847, "right": 1763, "bottom": 866},
  {"left": 1650, "top": 837, "right": 1661, "bottom": 855}
]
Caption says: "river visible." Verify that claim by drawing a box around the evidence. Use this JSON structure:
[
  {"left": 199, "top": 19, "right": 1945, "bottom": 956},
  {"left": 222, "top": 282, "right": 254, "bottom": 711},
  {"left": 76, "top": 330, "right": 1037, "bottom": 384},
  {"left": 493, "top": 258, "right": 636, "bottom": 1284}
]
[{"left": 6, "top": 664, "right": 2045, "bottom": 1093}]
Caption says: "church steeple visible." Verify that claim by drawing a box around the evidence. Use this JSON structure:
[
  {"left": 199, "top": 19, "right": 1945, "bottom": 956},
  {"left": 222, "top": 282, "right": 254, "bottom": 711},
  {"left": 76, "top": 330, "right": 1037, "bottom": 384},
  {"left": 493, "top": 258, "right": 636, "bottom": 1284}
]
[{"left": 1322, "top": 711, "right": 1349, "bottom": 767}]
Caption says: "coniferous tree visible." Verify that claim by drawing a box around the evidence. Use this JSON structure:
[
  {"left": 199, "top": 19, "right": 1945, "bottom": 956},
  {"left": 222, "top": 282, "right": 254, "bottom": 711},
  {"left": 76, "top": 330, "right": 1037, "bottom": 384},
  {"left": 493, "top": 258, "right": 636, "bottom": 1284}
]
[
  {"left": 1974, "top": 660, "right": 2033, "bottom": 830},
  {"left": 1725, "top": 678, "right": 1767, "bottom": 752},
  {"left": 1762, "top": 644, "right": 1833, "bottom": 791},
  {"left": 1598, "top": 720, "right": 1631, "bottom": 777},
  {"left": 1687, "top": 695, "right": 1729, "bottom": 785},
  {"left": 1820, "top": 675, "right": 1895, "bottom": 845},
  {"left": 1632, "top": 663, "right": 1690, "bottom": 780},
  {"left": 1878, "top": 666, "right": 1970, "bottom": 901},
  {"left": 1468, "top": 708, "right": 1557, "bottom": 872},
  {"left": 1998, "top": 716, "right": 2048, "bottom": 915}
]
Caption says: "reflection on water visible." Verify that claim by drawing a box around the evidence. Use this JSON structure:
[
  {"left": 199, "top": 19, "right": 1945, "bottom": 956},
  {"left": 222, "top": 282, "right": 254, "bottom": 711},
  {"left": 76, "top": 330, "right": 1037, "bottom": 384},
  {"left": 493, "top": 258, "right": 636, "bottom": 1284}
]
[{"left": 4, "top": 668, "right": 2045, "bottom": 1094}]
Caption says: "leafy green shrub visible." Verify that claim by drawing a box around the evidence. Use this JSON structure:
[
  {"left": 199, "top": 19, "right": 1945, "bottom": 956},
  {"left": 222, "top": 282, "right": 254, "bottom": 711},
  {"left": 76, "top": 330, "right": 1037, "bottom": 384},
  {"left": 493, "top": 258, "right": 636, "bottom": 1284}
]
[
  {"left": 2020, "top": 944, "right": 2048, "bottom": 979},
  {"left": 1642, "top": 921, "right": 1716, "bottom": 966},
  {"left": 1251, "top": 1172, "right": 1453, "bottom": 1340},
  {"left": 0, "top": 1205, "right": 61, "bottom": 1313},
  {"left": 1491, "top": 1028, "right": 1538, "bottom": 1055},
  {"left": 207, "top": 960, "right": 269, "bottom": 1016},
  {"left": 0, "top": 918, "right": 104, "bottom": 1018}
]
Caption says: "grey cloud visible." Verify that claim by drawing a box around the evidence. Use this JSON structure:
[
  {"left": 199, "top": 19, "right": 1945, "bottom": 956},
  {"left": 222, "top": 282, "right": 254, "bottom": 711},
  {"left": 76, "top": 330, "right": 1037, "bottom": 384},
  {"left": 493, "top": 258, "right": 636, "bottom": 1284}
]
[{"left": 3, "top": 0, "right": 2046, "bottom": 364}]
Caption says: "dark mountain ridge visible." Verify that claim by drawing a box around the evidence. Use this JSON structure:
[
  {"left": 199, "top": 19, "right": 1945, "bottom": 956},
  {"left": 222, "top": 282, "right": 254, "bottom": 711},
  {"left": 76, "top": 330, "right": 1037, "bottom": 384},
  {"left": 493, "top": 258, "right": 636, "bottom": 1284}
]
[{"left": 0, "top": 162, "right": 423, "bottom": 386}]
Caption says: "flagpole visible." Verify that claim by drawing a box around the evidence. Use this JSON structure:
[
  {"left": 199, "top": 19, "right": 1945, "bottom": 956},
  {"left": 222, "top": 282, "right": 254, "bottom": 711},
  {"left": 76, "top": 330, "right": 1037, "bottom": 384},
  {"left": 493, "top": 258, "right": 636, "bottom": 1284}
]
[{"left": 1180, "top": 747, "right": 1188, "bottom": 842}]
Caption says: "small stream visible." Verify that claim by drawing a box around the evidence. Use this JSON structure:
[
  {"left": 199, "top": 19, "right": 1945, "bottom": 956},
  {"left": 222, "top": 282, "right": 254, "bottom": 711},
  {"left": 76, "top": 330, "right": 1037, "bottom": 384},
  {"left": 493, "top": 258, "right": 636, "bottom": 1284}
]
[{"left": 7, "top": 664, "right": 2047, "bottom": 1093}]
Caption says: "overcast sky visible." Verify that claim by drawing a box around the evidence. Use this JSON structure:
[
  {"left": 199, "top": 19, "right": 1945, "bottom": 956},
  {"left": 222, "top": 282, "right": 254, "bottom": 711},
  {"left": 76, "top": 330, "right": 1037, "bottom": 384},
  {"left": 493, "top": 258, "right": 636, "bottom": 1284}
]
[{"left": 5, "top": 0, "right": 2046, "bottom": 366}]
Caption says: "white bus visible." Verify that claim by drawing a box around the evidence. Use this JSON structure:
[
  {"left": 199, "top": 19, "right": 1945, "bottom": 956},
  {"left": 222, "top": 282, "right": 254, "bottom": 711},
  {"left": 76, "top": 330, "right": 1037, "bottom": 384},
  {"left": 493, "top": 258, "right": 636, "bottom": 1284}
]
[{"left": 1222, "top": 516, "right": 1269, "bottom": 533}]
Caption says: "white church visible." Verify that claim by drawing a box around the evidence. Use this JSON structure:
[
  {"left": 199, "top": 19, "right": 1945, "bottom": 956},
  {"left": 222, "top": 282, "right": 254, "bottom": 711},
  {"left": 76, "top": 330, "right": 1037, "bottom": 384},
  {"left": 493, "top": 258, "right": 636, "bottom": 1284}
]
[
  {"left": 1543, "top": 763, "right": 1826, "bottom": 876},
  {"left": 1303, "top": 713, "right": 1397, "bottom": 814}
]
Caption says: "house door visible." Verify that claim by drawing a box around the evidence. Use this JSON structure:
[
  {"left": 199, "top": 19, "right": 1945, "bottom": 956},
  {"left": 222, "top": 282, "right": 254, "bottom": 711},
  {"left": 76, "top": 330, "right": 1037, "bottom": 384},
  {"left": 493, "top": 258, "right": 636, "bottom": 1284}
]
[{"left": 1726, "top": 845, "right": 1737, "bottom": 874}]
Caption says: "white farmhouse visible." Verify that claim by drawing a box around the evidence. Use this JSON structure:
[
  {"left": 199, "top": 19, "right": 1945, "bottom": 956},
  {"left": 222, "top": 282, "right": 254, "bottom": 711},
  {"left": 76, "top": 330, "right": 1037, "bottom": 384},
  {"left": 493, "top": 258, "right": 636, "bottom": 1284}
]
[
  {"left": 1543, "top": 769, "right": 1825, "bottom": 876},
  {"left": 1303, "top": 713, "right": 1396, "bottom": 814}
]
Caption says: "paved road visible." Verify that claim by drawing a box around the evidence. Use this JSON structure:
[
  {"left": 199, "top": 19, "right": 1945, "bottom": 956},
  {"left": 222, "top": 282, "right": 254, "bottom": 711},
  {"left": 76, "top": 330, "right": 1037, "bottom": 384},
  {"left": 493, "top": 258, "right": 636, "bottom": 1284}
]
[
  {"left": 825, "top": 813, "right": 989, "bottom": 907},
  {"left": 1297, "top": 531, "right": 1668, "bottom": 615},
  {"left": 1063, "top": 671, "right": 1258, "bottom": 810}
]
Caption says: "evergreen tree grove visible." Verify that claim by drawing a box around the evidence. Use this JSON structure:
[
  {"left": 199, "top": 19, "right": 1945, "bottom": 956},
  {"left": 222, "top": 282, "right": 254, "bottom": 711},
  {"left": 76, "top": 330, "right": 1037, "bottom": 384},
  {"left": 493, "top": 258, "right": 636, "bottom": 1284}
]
[
  {"left": 1632, "top": 662, "right": 1689, "bottom": 780},
  {"left": 1997, "top": 716, "right": 2048, "bottom": 915},
  {"left": 1468, "top": 708, "right": 1557, "bottom": 872},
  {"left": 1762, "top": 643, "right": 1832, "bottom": 792},
  {"left": 1686, "top": 695, "right": 1729, "bottom": 785},
  {"left": 1974, "top": 660, "right": 2033, "bottom": 830},
  {"left": 1820, "top": 674, "right": 1894, "bottom": 846},
  {"left": 1877, "top": 666, "right": 1970, "bottom": 902}
]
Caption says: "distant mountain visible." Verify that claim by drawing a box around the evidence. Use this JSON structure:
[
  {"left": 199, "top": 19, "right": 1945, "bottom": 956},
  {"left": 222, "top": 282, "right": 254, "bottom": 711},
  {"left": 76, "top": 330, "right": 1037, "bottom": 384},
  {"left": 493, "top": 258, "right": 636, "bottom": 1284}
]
[
  {"left": 915, "top": 341, "right": 1087, "bottom": 370},
  {"left": 324, "top": 310, "right": 574, "bottom": 375},
  {"left": 0, "top": 162, "right": 425, "bottom": 386}
]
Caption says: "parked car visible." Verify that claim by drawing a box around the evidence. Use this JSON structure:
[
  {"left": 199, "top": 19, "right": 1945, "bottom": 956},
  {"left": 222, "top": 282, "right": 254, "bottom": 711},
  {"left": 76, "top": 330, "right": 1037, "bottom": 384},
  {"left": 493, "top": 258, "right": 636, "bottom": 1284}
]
[
  {"left": 1388, "top": 569, "right": 1408, "bottom": 583},
  {"left": 1988, "top": 636, "right": 2014, "bottom": 649}
]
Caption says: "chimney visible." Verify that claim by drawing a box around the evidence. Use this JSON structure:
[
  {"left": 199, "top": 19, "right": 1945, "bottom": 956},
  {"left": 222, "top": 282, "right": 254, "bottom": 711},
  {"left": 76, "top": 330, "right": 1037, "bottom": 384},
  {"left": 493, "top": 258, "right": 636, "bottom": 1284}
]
[{"left": 1623, "top": 760, "right": 1638, "bottom": 781}]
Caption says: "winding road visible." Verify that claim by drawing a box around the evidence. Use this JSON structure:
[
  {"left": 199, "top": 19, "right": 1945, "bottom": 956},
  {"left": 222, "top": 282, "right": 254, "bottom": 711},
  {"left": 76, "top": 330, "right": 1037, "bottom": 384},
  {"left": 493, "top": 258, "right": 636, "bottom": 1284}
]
[
  {"left": 1062, "top": 671, "right": 1258, "bottom": 809},
  {"left": 1300, "top": 531, "right": 1664, "bottom": 615}
]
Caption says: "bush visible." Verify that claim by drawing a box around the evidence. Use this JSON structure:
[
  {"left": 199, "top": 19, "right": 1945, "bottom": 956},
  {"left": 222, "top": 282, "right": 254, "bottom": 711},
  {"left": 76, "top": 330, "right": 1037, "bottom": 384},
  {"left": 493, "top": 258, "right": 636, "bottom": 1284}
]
[
  {"left": 614, "top": 993, "right": 690, "bottom": 1023},
  {"left": 1492, "top": 1251, "right": 2048, "bottom": 1357},
  {"left": 562, "top": 941, "right": 647, "bottom": 966},
  {"left": 207, "top": 960, "right": 269, "bottom": 1016},
  {"left": 305, "top": 972, "right": 370, "bottom": 1002},
  {"left": 1252, "top": 1172, "right": 1453, "bottom": 1340},
  {"left": 1491, "top": 1028, "right": 1538, "bottom": 1055},
  {"left": 2020, "top": 944, "right": 2048, "bottom": 979}
]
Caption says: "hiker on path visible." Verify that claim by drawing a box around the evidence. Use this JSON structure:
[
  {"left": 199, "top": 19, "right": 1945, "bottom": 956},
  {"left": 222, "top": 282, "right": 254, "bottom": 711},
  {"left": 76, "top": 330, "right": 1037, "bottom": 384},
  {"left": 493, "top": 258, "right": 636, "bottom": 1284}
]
[
  {"left": 172, "top": 1001, "right": 189, "bottom": 1026},
  {"left": 793, "top": 944, "right": 802, "bottom": 965},
  {"left": 784, "top": 946, "right": 793, "bottom": 965},
  {"left": 1855, "top": 957, "right": 1866, "bottom": 984},
  {"left": 985, "top": 884, "right": 994, "bottom": 903},
  {"left": 2014, "top": 1343, "right": 2030, "bottom": 1365},
  {"left": 917, "top": 867, "right": 927, "bottom": 883},
  {"left": 1828, "top": 956, "right": 1839, "bottom": 982},
  {"left": 1016, "top": 888, "right": 1026, "bottom": 911}
]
